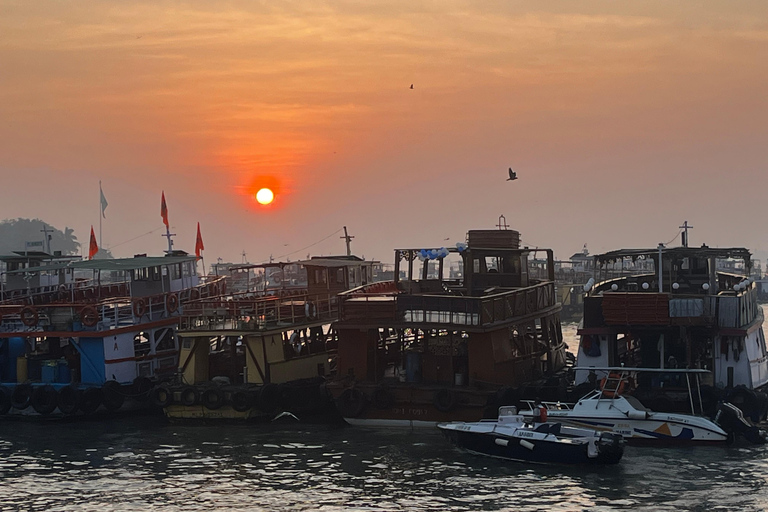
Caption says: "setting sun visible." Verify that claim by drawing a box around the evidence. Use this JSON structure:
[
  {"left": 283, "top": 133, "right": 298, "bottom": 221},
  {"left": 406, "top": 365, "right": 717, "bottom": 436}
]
[{"left": 256, "top": 188, "right": 274, "bottom": 205}]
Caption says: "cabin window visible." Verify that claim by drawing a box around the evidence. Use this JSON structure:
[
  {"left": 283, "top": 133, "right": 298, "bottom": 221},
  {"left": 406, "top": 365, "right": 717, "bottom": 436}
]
[
  {"left": 151, "top": 266, "right": 161, "bottom": 281},
  {"left": 133, "top": 268, "right": 149, "bottom": 281},
  {"left": 336, "top": 268, "right": 345, "bottom": 284},
  {"left": 134, "top": 332, "right": 151, "bottom": 358},
  {"left": 154, "top": 328, "right": 175, "bottom": 352},
  {"left": 315, "top": 269, "right": 326, "bottom": 284}
]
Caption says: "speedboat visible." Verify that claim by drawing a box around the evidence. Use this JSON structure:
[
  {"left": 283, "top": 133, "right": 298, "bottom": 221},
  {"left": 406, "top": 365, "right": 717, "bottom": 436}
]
[
  {"left": 521, "top": 367, "right": 758, "bottom": 444},
  {"left": 438, "top": 406, "right": 624, "bottom": 465}
]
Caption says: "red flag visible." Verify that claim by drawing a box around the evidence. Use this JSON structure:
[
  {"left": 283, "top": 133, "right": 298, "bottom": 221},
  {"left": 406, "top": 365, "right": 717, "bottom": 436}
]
[
  {"left": 195, "top": 222, "right": 204, "bottom": 259},
  {"left": 161, "top": 191, "right": 169, "bottom": 228},
  {"left": 88, "top": 226, "right": 98, "bottom": 260}
]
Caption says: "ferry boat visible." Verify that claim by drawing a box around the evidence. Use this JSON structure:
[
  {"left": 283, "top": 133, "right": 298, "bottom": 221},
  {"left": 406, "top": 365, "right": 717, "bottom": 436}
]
[
  {"left": 153, "top": 255, "right": 377, "bottom": 421},
  {"left": 326, "top": 228, "right": 568, "bottom": 427},
  {"left": 0, "top": 250, "right": 224, "bottom": 418},
  {"left": 575, "top": 243, "right": 768, "bottom": 420}
]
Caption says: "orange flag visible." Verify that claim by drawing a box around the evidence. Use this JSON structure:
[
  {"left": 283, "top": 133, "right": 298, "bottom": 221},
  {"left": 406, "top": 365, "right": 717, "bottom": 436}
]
[
  {"left": 88, "top": 226, "right": 98, "bottom": 260},
  {"left": 195, "top": 222, "right": 204, "bottom": 259},
  {"left": 161, "top": 191, "right": 169, "bottom": 228}
]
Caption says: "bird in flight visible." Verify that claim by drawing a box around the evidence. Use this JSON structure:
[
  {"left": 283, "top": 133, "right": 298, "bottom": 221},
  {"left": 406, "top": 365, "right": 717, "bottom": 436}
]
[
  {"left": 507, "top": 168, "right": 518, "bottom": 181},
  {"left": 410, "top": 84, "right": 414, "bottom": 89}
]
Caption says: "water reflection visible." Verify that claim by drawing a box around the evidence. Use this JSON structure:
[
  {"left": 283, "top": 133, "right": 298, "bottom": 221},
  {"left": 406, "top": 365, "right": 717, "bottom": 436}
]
[{"left": 2, "top": 418, "right": 768, "bottom": 511}]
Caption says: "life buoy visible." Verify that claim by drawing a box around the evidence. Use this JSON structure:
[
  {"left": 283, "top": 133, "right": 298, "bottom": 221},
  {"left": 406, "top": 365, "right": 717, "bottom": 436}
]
[
  {"left": 190, "top": 288, "right": 201, "bottom": 300},
  {"left": 133, "top": 298, "right": 147, "bottom": 318},
  {"left": 304, "top": 301, "right": 317, "bottom": 319},
  {"left": 433, "top": 388, "right": 457, "bottom": 412},
  {"left": 335, "top": 388, "right": 367, "bottom": 418},
  {"left": 58, "top": 284, "right": 68, "bottom": 300},
  {"left": 166, "top": 293, "right": 179, "bottom": 314},
  {"left": 20, "top": 306, "right": 38, "bottom": 327},
  {"left": 31, "top": 385, "right": 58, "bottom": 415},
  {"left": 600, "top": 372, "right": 627, "bottom": 398},
  {"left": 80, "top": 306, "right": 99, "bottom": 327}
]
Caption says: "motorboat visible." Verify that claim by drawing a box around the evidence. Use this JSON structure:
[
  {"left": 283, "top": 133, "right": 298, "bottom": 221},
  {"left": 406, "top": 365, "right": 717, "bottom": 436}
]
[
  {"left": 438, "top": 406, "right": 624, "bottom": 465},
  {"left": 521, "top": 367, "right": 764, "bottom": 444}
]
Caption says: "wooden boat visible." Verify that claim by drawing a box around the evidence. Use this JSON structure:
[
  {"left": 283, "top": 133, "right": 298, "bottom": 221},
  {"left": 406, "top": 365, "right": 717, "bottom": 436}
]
[
  {"left": 326, "top": 227, "right": 568, "bottom": 427},
  {"left": 438, "top": 406, "right": 624, "bottom": 465},
  {"left": 0, "top": 250, "right": 224, "bottom": 418},
  {"left": 155, "top": 255, "right": 377, "bottom": 421}
]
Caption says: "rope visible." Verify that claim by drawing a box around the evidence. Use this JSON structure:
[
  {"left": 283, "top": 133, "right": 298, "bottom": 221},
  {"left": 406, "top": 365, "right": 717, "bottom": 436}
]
[
  {"left": 108, "top": 226, "right": 166, "bottom": 250},
  {"left": 270, "top": 228, "right": 344, "bottom": 261}
]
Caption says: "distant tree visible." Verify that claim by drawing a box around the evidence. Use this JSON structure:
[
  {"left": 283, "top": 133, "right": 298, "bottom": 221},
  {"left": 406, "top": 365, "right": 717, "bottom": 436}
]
[{"left": 0, "top": 218, "right": 80, "bottom": 256}]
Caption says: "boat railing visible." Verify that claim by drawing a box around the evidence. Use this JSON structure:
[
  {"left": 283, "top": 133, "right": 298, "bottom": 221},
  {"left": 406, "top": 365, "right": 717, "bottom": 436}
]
[
  {"left": 521, "top": 399, "right": 574, "bottom": 411},
  {"left": 179, "top": 293, "right": 339, "bottom": 332},
  {"left": 339, "top": 281, "right": 557, "bottom": 327}
]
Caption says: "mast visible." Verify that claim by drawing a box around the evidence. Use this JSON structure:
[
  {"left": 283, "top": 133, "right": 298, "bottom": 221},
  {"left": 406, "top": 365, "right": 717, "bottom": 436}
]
[{"left": 341, "top": 226, "right": 354, "bottom": 256}]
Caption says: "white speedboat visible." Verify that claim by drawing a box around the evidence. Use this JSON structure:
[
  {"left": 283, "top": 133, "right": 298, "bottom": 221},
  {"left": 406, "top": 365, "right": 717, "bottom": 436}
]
[
  {"left": 522, "top": 367, "right": 735, "bottom": 444},
  {"left": 438, "top": 406, "right": 624, "bottom": 465}
]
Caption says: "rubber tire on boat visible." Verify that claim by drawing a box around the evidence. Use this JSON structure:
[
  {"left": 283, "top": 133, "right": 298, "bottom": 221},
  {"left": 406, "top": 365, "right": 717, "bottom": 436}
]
[
  {"left": 335, "top": 388, "right": 366, "bottom": 418},
  {"left": 258, "top": 384, "right": 280, "bottom": 413},
  {"left": 80, "top": 387, "right": 103, "bottom": 414},
  {"left": 31, "top": 385, "right": 58, "bottom": 415},
  {"left": 433, "top": 389, "right": 457, "bottom": 413},
  {"left": 231, "top": 390, "right": 253, "bottom": 412},
  {"left": 372, "top": 387, "right": 395, "bottom": 409},
  {"left": 102, "top": 381, "right": 125, "bottom": 411},
  {"left": 201, "top": 388, "right": 224, "bottom": 410},
  {"left": 151, "top": 386, "right": 173, "bottom": 408},
  {"left": 0, "top": 387, "right": 12, "bottom": 415},
  {"left": 132, "top": 376, "right": 154, "bottom": 402},
  {"left": 11, "top": 383, "right": 33, "bottom": 410},
  {"left": 179, "top": 386, "right": 199, "bottom": 407},
  {"left": 57, "top": 386, "right": 81, "bottom": 415}
]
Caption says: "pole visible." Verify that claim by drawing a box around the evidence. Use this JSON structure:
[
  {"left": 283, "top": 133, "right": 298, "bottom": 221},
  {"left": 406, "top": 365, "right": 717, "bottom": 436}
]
[
  {"left": 658, "top": 243, "right": 664, "bottom": 293},
  {"left": 341, "top": 226, "right": 354, "bottom": 256},
  {"left": 99, "top": 180, "right": 103, "bottom": 250}
]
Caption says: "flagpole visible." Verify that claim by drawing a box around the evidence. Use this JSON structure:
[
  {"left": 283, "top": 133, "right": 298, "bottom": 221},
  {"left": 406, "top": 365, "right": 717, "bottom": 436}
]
[{"left": 99, "top": 180, "right": 102, "bottom": 250}]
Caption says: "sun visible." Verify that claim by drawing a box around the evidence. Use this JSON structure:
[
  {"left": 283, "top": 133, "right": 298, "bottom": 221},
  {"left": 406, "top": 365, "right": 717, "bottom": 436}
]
[{"left": 256, "top": 188, "right": 274, "bottom": 205}]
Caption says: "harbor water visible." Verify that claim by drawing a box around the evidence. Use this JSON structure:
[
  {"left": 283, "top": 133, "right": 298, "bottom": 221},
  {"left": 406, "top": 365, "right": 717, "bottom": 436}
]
[{"left": 2, "top": 320, "right": 768, "bottom": 511}]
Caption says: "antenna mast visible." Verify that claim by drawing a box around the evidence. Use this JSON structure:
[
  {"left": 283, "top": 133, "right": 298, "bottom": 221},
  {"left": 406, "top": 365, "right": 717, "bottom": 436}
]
[
  {"left": 679, "top": 221, "right": 693, "bottom": 248},
  {"left": 341, "top": 226, "right": 355, "bottom": 256}
]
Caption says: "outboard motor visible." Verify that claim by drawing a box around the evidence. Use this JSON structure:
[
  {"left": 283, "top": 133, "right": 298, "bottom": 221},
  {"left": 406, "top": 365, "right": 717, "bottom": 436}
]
[{"left": 714, "top": 402, "right": 767, "bottom": 444}]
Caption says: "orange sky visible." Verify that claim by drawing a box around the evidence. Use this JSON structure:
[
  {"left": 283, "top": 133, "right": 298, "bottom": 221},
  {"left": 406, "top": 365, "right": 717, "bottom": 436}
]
[{"left": 1, "top": 1, "right": 767, "bottom": 266}]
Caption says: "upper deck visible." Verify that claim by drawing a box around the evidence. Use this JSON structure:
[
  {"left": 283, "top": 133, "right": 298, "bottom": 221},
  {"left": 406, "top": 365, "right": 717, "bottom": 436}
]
[
  {"left": 337, "top": 229, "right": 561, "bottom": 330},
  {"left": 583, "top": 246, "right": 761, "bottom": 332}
]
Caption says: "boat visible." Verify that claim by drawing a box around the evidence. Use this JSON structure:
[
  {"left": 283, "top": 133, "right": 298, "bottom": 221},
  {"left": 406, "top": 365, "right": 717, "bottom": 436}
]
[
  {"left": 153, "top": 255, "right": 377, "bottom": 421},
  {"left": 0, "top": 249, "right": 225, "bottom": 418},
  {"left": 326, "top": 227, "right": 568, "bottom": 427},
  {"left": 438, "top": 406, "right": 624, "bottom": 465},
  {"left": 574, "top": 241, "right": 768, "bottom": 421},
  {"left": 521, "top": 367, "right": 736, "bottom": 444}
]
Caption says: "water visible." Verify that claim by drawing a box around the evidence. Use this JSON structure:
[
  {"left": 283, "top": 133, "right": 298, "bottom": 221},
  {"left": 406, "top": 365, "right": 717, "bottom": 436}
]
[
  {"left": 3, "top": 318, "right": 768, "bottom": 511},
  {"left": 2, "top": 416, "right": 768, "bottom": 511}
]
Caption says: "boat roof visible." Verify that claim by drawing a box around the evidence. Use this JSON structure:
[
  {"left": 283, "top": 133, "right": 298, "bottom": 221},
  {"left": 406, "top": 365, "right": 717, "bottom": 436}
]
[
  {"left": 595, "top": 246, "right": 751, "bottom": 264},
  {"left": 232, "top": 256, "right": 373, "bottom": 271},
  {"left": 4, "top": 255, "right": 196, "bottom": 274},
  {"left": 575, "top": 366, "right": 710, "bottom": 374}
]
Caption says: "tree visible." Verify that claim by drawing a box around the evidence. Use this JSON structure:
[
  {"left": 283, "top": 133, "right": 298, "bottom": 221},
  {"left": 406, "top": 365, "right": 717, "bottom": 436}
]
[{"left": 0, "top": 218, "right": 80, "bottom": 256}]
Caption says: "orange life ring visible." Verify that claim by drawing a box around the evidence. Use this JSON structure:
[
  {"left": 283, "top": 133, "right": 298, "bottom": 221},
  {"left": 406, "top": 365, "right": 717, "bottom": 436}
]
[
  {"left": 600, "top": 372, "right": 627, "bottom": 398},
  {"left": 20, "top": 306, "right": 38, "bottom": 327},
  {"left": 166, "top": 293, "right": 179, "bottom": 313},
  {"left": 190, "top": 288, "right": 201, "bottom": 300},
  {"left": 133, "top": 298, "right": 147, "bottom": 318},
  {"left": 81, "top": 306, "right": 99, "bottom": 327}
]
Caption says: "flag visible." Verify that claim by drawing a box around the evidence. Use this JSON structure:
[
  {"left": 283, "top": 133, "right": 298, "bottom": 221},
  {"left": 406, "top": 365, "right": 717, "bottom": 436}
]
[
  {"left": 100, "top": 182, "right": 108, "bottom": 218},
  {"left": 161, "top": 191, "right": 169, "bottom": 228},
  {"left": 88, "top": 226, "right": 99, "bottom": 260},
  {"left": 195, "top": 222, "right": 204, "bottom": 259}
]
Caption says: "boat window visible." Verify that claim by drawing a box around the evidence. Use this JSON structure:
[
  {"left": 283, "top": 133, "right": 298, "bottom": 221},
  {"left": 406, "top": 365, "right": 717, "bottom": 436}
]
[
  {"left": 154, "top": 328, "right": 176, "bottom": 352},
  {"left": 336, "top": 268, "right": 345, "bottom": 284},
  {"left": 133, "top": 268, "right": 149, "bottom": 281},
  {"left": 134, "top": 332, "right": 150, "bottom": 357},
  {"left": 151, "top": 266, "right": 161, "bottom": 281}
]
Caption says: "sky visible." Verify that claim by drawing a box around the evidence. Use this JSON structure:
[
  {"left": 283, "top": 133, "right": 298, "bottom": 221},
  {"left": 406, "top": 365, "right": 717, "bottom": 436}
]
[{"left": 1, "top": 1, "right": 767, "bottom": 268}]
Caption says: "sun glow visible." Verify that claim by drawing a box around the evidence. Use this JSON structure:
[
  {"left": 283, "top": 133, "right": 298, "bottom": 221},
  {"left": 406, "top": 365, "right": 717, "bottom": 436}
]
[{"left": 256, "top": 188, "right": 274, "bottom": 205}]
